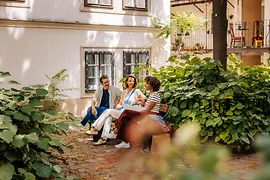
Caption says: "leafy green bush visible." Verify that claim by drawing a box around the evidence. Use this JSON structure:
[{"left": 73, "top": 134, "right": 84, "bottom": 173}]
[
  {"left": 0, "top": 71, "right": 76, "bottom": 180},
  {"left": 137, "top": 55, "right": 270, "bottom": 150}
]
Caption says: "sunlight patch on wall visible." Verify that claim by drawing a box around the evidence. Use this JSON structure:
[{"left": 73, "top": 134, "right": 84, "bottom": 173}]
[
  {"left": 73, "top": 0, "right": 79, "bottom": 7},
  {"left": 21, "top": 59, "right": 31, "bottom": 74},
  {"left": 104, "top": 32, "right": 120, "bottom": 47},
  {"left": 68, "top": 66, "right": 79, "bottom": 87},
  {"left": 86, "top": 31, "right": 97, "bottom": 44},
  {"left": 7, "top": 27, "right": 25, "bottom": 40},
  {"left": 5, "top": 8, "right": 29, "bottom": 20},
  {"left": 29, "top": 0, "right": 35, "bottom": 13}
]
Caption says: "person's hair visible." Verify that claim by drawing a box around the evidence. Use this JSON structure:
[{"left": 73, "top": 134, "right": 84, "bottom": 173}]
[
  {"left": 125, "top": 74, "right": 138, "bottom": 88},
  {"left": 145, "top": 76, "right": 160, "bottom": 92},
  {"left": 99, "top": 75, "right": 109, "bottom": 84}
]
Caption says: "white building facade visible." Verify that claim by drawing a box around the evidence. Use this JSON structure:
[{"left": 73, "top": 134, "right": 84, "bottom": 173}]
[{"left": 0, "top": 0, "right": 170, "bottom": 115}]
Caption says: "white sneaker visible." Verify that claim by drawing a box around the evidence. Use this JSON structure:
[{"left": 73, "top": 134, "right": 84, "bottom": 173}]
[
  {"left": 106, "top": 132, "right": 117, "bottom": 139},
  {"left": 115, "top": 141, "right": 130, "bottom": 149}
]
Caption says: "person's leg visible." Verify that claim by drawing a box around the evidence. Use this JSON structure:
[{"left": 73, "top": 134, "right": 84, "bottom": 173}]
[
  {"left": 101, "top": 116, "right": 114, "bottom": 139},
  {"left": 80, "top": 107, "right": 94, "bottom": 126},
  {"left": 92, "top": 109, "right": 112, "bottom": 131},
  {"left": 85, "top": 107, "right": 108, "bottom": 135},
  {"left": 95, "top": 107, "right": 108, "bottom": 119},
  {"left": 81, "top": 106, "right": 108, "bottom": 126},
  {"left": 110, "top": 109, "right": 122, "bottom": 119}
]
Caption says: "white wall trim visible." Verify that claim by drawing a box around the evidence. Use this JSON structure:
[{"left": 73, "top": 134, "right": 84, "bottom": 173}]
[{"left": 0, "top": 19, "right": 158, "bottom": 32}]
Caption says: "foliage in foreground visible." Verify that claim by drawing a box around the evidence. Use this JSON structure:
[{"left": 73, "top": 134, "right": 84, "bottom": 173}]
[
  {"left": 135, "top": 55, "right": 270, "bottom": 150},
  {"left": 0, "top": 70, "right": 77, "bottom": 180},
  {"left": 125, "top": 123, "right": 270, "bottom": 180}
]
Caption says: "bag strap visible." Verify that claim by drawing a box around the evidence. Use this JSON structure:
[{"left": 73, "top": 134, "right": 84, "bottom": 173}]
[{"left": 124, "top": 88, "right": 136, "bottom": 105}]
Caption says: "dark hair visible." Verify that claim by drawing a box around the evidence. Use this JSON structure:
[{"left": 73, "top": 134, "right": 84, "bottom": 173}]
[
  {"left": 125, "top": 74, "right": 138, "bottom": 88},
  {"left": 145, "top": 76, "right": 160, "bottom": 92},
  {"left": 99, "top": 75, "right": 109, "bottom": 84}
]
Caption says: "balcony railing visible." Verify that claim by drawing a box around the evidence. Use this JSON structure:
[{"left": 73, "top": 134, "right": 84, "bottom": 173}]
[
  {"left": 171, "top": 20, "right": 270, "bottom": 52},
  {"left": 171, "top": 0, "right": 212, "bottom": 7}
]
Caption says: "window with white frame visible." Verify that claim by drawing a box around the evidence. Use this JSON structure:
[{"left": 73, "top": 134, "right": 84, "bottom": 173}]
[
  {"left": 84, "top": 0, "right": 113, "bottom": 8},
  {"left": 123, "top": 0, "right": 148, "bottom": 11},
  {"left": 123, "top": 51, "right": 150, "bottom": 78},
  {"left": 85, "top": 51, "right": 114, "bottom": 92}
]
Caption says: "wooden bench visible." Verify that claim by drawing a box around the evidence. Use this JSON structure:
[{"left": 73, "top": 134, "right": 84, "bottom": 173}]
[
  {"left": 150, "top": 104, "right": 172, "bottom": 154},
  {"left": 88, "top": 104, "right": 172, "bottom": 146}
]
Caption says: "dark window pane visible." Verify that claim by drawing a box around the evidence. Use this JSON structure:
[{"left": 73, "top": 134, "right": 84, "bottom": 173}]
[
  {"left": 138, "top": 53, "right": 147, "bottom": 64},
  {"left": 126, "top": 65, "right": 135, "bottom": 75},
  {"left": 101, "top": 65, "right": 112, "bottom": 76},
  {"left": 125, "top": 53, "right": 136, "bottom": 64},
  {"left": 100, "top": 54, "right": 112, "bottom": 64},
  {"left": 86, "top": 66, "right": 99, "bottom": 77},
  {"left": 86, "top": 54, "right": 98, "bottom": 65},
  {"left": 86, "top": 78, "right": 99, "bottom": 91}
]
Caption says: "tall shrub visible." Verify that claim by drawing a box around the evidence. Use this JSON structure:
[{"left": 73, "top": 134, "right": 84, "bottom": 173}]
[
  {"left": 0, "top": 71, "right": 76, "bottom": 179},
  {"left": 135, "top": 55, "right": 270, "bottom": 150}
]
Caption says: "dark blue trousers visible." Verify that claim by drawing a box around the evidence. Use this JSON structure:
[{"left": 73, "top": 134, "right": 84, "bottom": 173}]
[{"left": 80, "top": 106, "right": 108, "bottom": 126}]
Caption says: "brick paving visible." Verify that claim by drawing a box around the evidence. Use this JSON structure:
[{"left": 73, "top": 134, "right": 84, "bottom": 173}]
[{"left": 54, "top": 130, "right": 262, "bottom": 180}]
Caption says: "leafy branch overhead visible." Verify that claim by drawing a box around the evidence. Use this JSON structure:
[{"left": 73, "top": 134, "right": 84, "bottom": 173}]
[{"left": 151, "top": 12, "right": 207, "bottom": 39}]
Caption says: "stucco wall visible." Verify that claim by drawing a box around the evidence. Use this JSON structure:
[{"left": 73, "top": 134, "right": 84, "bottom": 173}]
[
  {"left": 0, "top": 0, "right": 170, "bottom": 116},
  {"left": 0, "top": 0, "right": 169, "bottom": 27}
]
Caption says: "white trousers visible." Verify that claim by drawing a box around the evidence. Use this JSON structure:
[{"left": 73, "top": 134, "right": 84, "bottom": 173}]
[{"left": 92, "top": 109, "right": 122, "bottom": 138}]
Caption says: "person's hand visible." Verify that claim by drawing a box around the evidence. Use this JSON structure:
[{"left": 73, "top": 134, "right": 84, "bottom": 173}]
[
  {"left": 92, "top": 108, "right": 97, "bottom": 115},
  {"left": 138, "top": 94, "right": 143, "bottom": 101}
]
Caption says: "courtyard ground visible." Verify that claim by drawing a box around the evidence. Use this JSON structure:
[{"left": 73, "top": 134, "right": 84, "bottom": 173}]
[{"left": 54, "top": 129, "right": 262, "bottom": 180}]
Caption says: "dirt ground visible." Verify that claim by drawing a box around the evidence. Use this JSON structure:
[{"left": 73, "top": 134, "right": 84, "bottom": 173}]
[{"left": 53, "top": 129, "right": 262, "bottom": 180}]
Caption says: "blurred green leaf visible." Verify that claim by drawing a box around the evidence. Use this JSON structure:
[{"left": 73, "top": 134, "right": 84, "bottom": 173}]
[{"left": 0, "top": 163, "right": 15, "bottom": 180}]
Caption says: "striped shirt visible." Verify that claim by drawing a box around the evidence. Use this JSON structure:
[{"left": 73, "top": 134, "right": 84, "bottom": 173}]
[{"left": 145, "top": 92, "right": 161, "bottom": 113}]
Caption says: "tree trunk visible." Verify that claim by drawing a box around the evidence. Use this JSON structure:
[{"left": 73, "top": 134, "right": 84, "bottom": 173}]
[{"left": 212, "top": 0, "right": 228, "bottom": 70}]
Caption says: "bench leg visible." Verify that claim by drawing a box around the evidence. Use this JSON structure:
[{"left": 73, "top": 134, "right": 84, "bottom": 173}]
[{"left": 150, "top": 134, "right": 171, "bottom": 154}]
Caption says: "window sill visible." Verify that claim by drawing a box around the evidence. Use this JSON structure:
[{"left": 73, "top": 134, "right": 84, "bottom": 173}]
[
  {"left": 81, "top": 91, "right": 95, "bottom": 99},
  {"left": 0, "top": 0, "right": 30, "bottom": 8},
  {"left": 84, "top": 4, "right": 113, "bottom": 9},
  {"left": 80, "top": 0, "right": 149, "bottom": 17},
  {"left": 122, "top": 7, "right": 148, "bottom": 12}
]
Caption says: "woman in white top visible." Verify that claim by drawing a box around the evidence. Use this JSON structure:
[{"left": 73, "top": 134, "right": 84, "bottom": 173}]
[
  {"left": 86, "top": 74, "right": 145, "bottom": 145},
  {"left": 114, "top": 76, "right": 169, "bottom": 149}
]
